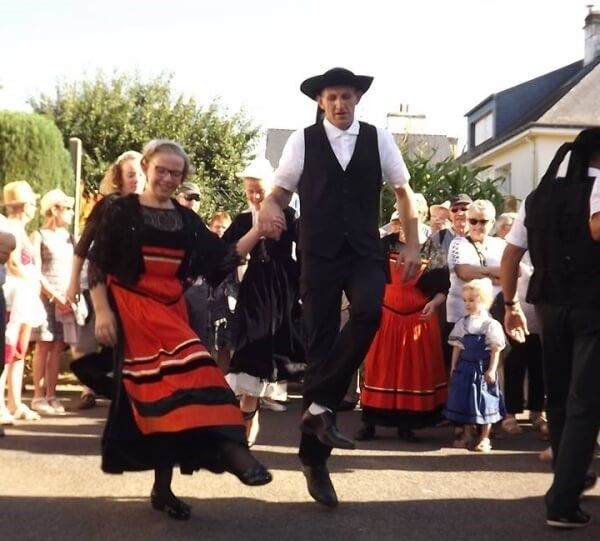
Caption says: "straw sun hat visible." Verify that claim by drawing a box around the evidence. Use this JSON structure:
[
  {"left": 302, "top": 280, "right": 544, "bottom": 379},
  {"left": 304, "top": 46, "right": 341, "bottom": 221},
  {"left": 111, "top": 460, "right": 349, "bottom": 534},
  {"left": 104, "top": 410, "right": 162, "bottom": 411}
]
[
  {"left": 39, "top": 189, "right": 75, "bottom": 215},
  {"left": 2, "top": 180, "right": 39, "bottom": 207}
]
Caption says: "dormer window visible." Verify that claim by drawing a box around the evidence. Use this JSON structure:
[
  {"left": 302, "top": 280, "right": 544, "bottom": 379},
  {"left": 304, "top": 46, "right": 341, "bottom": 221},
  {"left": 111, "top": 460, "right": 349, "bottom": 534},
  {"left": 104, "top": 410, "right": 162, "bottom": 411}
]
[{"left": 474, "top": 113, "right": 493, "bottom": 146}]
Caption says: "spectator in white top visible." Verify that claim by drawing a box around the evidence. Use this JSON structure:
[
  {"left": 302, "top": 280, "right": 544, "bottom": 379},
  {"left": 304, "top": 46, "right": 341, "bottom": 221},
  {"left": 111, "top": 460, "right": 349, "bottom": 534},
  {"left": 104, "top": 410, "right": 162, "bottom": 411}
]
[{"left": 447, "top": 199, "right": 506, "bottom": 324}]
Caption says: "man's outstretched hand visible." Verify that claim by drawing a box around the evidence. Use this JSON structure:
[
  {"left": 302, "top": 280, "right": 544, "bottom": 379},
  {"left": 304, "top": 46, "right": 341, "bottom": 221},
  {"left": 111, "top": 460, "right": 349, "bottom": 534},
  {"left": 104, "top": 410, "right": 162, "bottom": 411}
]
[{"left": 396, "top": 244, "right": 421, "bottom": 282}]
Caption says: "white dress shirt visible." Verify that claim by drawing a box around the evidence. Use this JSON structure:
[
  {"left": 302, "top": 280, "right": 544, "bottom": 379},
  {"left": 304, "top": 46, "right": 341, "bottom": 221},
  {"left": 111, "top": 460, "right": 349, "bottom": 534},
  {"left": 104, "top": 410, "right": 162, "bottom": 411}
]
[
  {"left": 506, "top": 167, "right": 600, "bottom": 249},
  {"left": 274, "top": 118, "right": 410, "bottom": 192}
]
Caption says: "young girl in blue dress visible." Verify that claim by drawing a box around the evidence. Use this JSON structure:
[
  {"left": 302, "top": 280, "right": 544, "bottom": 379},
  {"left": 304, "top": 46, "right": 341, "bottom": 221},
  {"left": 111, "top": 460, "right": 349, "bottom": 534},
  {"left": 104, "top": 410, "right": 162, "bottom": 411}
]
[{"left": 444, "top": 278, "right": 506, "bottom": 452}]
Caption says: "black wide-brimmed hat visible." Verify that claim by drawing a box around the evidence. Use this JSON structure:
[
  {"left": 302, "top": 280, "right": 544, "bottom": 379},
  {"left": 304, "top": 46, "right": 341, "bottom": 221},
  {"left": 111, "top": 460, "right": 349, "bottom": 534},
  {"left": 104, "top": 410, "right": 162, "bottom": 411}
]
[{"left": 300, "top": 67, "right": 374, "bottom": 100}]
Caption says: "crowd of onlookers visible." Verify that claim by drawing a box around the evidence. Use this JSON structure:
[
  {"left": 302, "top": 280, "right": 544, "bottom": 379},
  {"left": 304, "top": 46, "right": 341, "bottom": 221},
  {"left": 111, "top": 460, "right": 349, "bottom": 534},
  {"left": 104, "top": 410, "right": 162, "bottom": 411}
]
[{"left": 0, "top": 155, "right": 549, "bottom": 458}]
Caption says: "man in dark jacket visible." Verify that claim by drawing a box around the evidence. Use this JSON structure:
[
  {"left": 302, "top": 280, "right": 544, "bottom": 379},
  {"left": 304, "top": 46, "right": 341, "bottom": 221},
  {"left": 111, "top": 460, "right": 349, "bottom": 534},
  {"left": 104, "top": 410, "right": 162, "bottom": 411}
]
[
  {"left": 259, "top": 67, "right": 420, "bottom": 507},
  {"left": 501, "top": 128, "right": 600, "bottom": 529}
]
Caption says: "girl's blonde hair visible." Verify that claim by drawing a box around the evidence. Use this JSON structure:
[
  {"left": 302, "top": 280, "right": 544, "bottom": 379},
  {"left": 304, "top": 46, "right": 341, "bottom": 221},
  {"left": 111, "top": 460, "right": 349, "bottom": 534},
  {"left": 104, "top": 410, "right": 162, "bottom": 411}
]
[
  {"left": 209, "top": 211, "right": 231, "bottom": 226},
  {"left": 98, "top": 150, "right": 142, "bottom": 195},
  {"left": 140, "top": 139, "right": 194, "bottom": 181},
  {"left": 463, "top": 278, "right": 494, "bottom": 309}
]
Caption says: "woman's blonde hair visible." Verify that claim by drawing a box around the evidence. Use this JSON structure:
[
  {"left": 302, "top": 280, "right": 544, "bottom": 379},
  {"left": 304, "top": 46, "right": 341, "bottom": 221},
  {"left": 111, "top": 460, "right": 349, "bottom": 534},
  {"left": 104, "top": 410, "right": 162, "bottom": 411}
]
[
  {"left": 98, "top": 150, "right": 142, "bottom": 195},
  {"left": 463, "top": 278, "right": 494, "bottom": 309},
  {"left": 467, "top": 199, "right": 496, "bottom": 220},
  {"left": 140, "top": 139, "right": 194, "bottom": 181}
]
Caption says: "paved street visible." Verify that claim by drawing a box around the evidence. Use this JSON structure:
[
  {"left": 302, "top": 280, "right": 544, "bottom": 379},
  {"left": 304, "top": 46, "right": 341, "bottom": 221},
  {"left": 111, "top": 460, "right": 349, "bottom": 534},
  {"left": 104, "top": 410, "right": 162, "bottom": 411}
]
[{"left": 0, "top": 389, "right": 598, "bottom": 541}]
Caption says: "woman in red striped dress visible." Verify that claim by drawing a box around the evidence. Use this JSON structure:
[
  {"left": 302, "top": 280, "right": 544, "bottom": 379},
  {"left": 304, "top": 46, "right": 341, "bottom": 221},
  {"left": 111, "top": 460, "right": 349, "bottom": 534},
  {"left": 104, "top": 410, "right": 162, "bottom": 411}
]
[
  {"left": 87, "top": 140, "right": 275, "bottom": 520},
  {"left": 355, "top": 223, "right": 449, "bottom": 442}
]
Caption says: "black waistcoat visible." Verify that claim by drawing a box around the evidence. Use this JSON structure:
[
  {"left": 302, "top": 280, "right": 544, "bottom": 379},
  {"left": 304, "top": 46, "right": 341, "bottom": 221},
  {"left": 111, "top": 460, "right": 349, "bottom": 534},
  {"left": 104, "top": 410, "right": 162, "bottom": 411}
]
[
  {"left": 525, "top": 174, "right": 600, "bottom": 307},
  {"left": 297, "top": 121, "right": 383, "bottom": 259}
]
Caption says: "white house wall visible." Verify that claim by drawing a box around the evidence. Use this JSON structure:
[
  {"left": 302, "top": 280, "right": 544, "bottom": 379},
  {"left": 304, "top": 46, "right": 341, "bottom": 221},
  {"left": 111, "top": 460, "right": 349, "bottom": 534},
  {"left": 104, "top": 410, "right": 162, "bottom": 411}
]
[{"left": 468, "top": 128, "right": 581, "bottom": 204}]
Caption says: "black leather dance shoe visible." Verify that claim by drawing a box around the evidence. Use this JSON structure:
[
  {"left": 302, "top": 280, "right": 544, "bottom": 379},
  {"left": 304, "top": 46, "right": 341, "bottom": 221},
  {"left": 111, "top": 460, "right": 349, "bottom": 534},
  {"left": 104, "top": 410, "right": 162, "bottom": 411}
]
[
  {"left": 354, "top": 424, "right": 376, "bottom": 441},
  {"left": 397, "top": 428, "right": 420, "bottom": 443},
  {"left": 219, "top": 442, "right": 273, "bottom": 486},
  {"left": 234, "top": 462, "right": 273, "bottom": 486},
  {"left": 302, "top": 465, "right": 338, "bottom": 507},
  {"left": 300, "top": 410, "right": 355, "bottom": 449},
  {"left": 150, "top": 489, "right": 192, "bottom": 520},
  {"left": 546, "top": 507, "right": 591, "bottom": 529},
  {"left": 582, "top": 472, "right": 597, "bottom": 494}
]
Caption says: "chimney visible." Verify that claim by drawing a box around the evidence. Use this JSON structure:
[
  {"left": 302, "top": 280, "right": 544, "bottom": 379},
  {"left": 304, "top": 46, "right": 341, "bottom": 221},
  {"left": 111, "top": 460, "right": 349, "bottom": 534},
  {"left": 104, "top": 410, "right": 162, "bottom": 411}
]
[{"left": 584, "top": 5, "right": 600, "bottom": 65}]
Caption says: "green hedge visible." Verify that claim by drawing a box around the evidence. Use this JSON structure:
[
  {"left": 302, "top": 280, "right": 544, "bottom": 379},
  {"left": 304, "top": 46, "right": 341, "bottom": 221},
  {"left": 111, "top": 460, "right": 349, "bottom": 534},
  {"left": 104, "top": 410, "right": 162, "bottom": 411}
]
[{"left": 0, "top": 111, "right": 74, "bottom": 198}]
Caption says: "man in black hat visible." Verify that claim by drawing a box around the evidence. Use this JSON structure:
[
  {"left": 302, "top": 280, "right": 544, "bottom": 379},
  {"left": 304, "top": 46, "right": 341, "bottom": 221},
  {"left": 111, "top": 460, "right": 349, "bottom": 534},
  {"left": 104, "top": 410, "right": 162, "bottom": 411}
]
[
  {"left": 259, "top": 67, "right": 420, "bottom": 507},
  {"left": 501, "top": 128, "right": 600, "bottom": 529}
]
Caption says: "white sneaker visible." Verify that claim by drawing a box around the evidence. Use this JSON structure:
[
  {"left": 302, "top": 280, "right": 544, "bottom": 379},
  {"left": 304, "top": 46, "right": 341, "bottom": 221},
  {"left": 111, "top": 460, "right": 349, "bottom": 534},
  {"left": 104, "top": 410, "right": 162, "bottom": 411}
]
[
  {"left": 47, "top": 397, "right": 65, "bottom": 415},
  {"left": 260, "top": 398, "right": 287, "bottom": 412},
  {"left": 31, "top": 398, "right": 55, "bottom": 415}
]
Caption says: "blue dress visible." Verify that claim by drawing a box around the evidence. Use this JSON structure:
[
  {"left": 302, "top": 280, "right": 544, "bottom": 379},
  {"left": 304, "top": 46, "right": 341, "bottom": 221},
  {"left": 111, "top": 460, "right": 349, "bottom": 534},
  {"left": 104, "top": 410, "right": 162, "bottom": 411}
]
[{"left": 444, "top": 318, "right": 506, "bottom": 425}]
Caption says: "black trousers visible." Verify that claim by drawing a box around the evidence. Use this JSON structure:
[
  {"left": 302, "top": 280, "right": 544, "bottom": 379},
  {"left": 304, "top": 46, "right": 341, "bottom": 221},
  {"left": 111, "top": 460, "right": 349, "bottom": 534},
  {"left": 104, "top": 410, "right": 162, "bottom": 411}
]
[
  {"left": 503, "top": 333, "right": 545, "bottom": 414},
  {"left": 538, "top": 304, "right": 600, "bottom": 515},
  {"left": 298, "top": 245, "right": 386, "bottom": 466}
]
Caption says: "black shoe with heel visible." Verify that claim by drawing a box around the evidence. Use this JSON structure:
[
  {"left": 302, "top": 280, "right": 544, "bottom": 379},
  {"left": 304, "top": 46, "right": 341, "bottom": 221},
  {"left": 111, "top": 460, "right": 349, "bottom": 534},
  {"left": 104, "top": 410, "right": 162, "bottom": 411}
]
[
  {"left": 150, "top": 489, "right": 191, "bottom": 520},
  {"left": 300, "top": 410, "right": 355, "bottom": 449},
  {"left": 302, "top": 464, "right": 338, "bottom": 507},
  {"left": 354, "top": 424, "right": 375, "bottom": 441},
  {"left": 397, "top": 428, "right": 420, "bottom": 443},
  {"left": 219, "top": 442, "right": 273, "bottom": 486}
]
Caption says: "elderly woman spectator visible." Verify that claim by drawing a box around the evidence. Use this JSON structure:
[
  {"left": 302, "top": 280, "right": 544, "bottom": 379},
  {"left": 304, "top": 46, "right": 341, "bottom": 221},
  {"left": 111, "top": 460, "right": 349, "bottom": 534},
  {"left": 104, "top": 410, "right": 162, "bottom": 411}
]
[
  {"left": 429, "top": 201, "right": 450, "bottom": 235},
  {"left": 30, "top": 189, "right": 76, "bottom": 415},
  {"left": 446, "top": 199, "right": 506, "bottom": 325},
  {"left": 494, "top": 212, "right": 517, "bottom": 239}
]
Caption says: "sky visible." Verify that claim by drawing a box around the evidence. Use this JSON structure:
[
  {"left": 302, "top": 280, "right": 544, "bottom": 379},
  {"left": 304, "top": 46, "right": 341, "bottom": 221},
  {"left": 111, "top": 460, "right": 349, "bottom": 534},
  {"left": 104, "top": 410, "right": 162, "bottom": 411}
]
[{"left": 0, "top": 0, "right": 591, "bottom": 151}]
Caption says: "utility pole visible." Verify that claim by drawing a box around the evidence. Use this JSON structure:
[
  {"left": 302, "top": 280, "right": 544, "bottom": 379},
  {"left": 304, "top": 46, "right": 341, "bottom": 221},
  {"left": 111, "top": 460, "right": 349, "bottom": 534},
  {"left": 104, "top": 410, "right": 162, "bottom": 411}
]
[{"left": 69, "top": 137, "right": 82, "bottom": 237}]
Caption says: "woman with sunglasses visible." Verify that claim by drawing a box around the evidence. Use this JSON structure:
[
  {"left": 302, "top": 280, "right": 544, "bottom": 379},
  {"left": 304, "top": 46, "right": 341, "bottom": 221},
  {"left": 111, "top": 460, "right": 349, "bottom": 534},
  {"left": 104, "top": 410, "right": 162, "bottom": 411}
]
[{"left": 446, "top": 199, "right": 506, "bottom": 327}]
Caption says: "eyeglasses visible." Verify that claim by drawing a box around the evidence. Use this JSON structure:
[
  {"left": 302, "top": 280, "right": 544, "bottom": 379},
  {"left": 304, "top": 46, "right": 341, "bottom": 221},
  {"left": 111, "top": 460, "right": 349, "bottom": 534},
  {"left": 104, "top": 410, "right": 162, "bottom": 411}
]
[
  {"left": 183, "top": 193, "right": 200, "bottom": 202},
  {"left": 450, "top": 206, "right": 468, "bottom": 213},
  {"left": 468, "top": 218, "right": 490, "bottom": 226},
  {"left": 154, "top": 165, "right": 184, "bottom": 181}
]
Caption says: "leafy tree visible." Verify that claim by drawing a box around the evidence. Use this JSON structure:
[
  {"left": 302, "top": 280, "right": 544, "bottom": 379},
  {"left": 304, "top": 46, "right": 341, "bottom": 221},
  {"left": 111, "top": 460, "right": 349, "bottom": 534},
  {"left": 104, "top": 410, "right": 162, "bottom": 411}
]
[
  {"left": 0, "top": 111, "right": 74, "bottom": 197},
  {"left": 380, "top": 152, "right": 505, "bottom": 225},
  {"left": 29, "top": 72, "right": 259, "bottom": 218}
]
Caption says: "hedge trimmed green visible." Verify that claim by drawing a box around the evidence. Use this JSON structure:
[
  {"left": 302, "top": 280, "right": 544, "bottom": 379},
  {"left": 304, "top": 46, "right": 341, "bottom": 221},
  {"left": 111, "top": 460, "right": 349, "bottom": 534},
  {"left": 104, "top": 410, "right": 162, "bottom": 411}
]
[{"left": 0, "top": 111, "right": 74, "bottom": 197}]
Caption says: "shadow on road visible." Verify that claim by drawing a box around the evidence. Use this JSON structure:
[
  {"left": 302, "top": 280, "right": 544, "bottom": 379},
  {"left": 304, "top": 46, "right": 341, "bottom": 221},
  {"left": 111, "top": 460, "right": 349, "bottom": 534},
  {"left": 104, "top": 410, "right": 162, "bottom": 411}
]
[{"left": 0, "top": 494, "right": 598, "bottom": 541}]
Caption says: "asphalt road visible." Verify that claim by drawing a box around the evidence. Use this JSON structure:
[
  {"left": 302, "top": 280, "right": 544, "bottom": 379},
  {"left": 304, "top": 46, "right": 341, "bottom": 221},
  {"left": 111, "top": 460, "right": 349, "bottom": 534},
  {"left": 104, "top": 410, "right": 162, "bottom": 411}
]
[{"left": 0, "top": 389, "right": 598, "bottom": 541}]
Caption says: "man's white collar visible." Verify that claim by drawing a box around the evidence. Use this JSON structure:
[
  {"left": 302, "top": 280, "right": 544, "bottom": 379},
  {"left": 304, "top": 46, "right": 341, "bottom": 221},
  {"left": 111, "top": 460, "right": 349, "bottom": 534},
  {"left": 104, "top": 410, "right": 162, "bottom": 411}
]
[{"left": 323, "top": 118, "right": 360, "bottom": 138}]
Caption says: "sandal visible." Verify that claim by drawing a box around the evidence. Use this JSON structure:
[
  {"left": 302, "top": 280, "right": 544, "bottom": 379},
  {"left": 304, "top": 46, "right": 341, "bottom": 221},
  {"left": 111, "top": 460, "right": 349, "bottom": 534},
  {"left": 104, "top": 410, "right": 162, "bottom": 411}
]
[
  {"left": 12, "top": 404, "right": 41, "bottom": 421},
  {"left": 501, "top": 417, "right": 523, "bottom": 434},
  {"left": 0, "top": 408, "right": 15, "bottom": 426},
  {"left": 473, "top": 437, "right": 492, "bottom": 453},
  {"left": 452, "top": 436, "right": 471, "bottom": 449}
]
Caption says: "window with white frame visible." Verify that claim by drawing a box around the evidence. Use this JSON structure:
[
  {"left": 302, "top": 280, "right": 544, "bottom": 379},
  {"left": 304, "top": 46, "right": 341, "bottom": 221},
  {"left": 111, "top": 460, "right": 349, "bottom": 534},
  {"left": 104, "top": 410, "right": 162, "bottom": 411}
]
[{"left": 474, "top": 113, "right": 493, "bottom": 146}]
